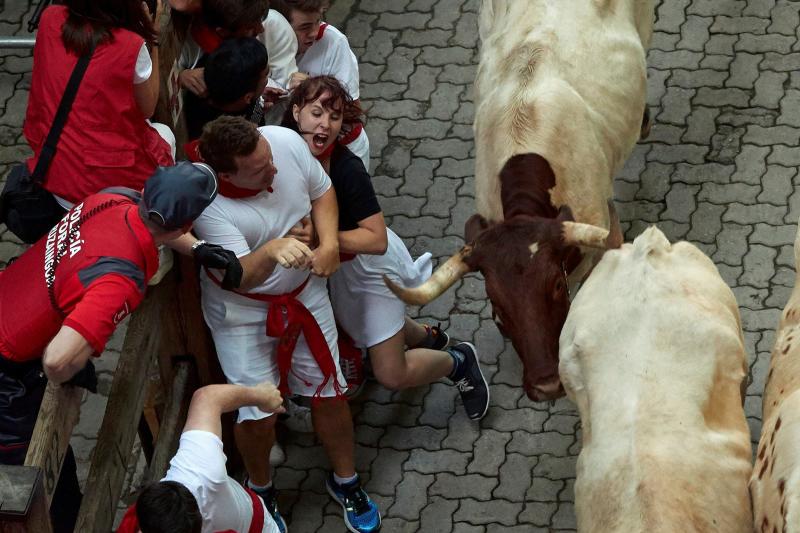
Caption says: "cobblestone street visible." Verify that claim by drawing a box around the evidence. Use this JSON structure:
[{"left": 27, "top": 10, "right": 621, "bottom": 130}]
[{"left": 0, "top": 0, "right": 796, "bottom": 530}]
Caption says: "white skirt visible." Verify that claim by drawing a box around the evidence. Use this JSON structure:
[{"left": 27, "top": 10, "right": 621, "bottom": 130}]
[{"left": 330, "top": 228, "right": 431, "bottom": 348}]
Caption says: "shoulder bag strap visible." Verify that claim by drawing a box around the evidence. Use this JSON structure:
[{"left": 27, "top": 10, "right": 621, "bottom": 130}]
[{"left": 31, "top": 44, "right": 96, "bottom": 183}]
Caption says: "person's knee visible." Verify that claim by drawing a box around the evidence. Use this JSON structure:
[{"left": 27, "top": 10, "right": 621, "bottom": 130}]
[{"left": 373, "top": 367, "right": 409, "bottom": 391}]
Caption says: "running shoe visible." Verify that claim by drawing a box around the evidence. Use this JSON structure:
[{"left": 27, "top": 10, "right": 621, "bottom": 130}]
[
  {"left": 325, "top": 473, "right": 381, "bottom": 533},
  {"left": 449, "top": 342, "right": 490, "bottom": 420},
  {"left": 249, "top": 483, "right": 287, "bottom": 533}
]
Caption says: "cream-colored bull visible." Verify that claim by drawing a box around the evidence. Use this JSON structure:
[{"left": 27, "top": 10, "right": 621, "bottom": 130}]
[
  {"left": 560, "top": 227, "right": 752, "bottom": 532},
  {"left": 749, "top": 223, "right": 800, "bottom": 532}
]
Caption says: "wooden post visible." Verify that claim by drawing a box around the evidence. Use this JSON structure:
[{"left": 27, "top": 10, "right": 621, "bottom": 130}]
[
  {"left": 73, "top": 273, "right": 175, "bottom": 533},
  {"left": 142, "top": 361, "right": 193, "bottom": 484},
  {"left": 23, "top": 383, "right": 82, "bottom": 508},
  {"left": 0, "top": 466, "right": 52, "bottom": 533}
]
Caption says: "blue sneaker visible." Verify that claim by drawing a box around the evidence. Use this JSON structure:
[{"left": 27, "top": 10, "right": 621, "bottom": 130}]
[
  {"left": 249, "top": 483, "right": 287, "bottom": 533},
  {"left": 325, "top": 473, "right": 381, "bottom": 533}
]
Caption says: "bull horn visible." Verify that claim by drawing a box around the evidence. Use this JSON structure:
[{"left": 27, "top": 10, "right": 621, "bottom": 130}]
[
  {"left": 562, "top": 221, "right": 611, "bottom": 249},
  {"left": 384, "top": 246, "right": 474, "bottom": 305}
]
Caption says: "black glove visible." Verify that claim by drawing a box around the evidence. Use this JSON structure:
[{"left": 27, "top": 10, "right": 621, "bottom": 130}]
[
  {"left": 193, "top": 242, "right": 243, "bottom": 290},
  {"left": 64, "top": 360, "right": 98, "bottom": 393}
]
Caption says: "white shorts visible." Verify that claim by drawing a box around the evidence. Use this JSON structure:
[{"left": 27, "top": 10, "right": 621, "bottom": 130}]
[
  {"left": 330, "top": 229, "right": 432, "bottom": 349},
  {"left": 342, "top": 128, "right": 370, "bottom": 172},
  {"left": 203, "top": 276, "right": 345, "bottom": 422}
]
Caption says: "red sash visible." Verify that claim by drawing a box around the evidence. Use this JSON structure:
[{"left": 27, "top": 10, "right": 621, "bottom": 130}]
[
  {"left": 205, "top": 270, "right": 344, "bottom": 400},
  {"left": 339, "top": 122, "right": 363, "bottom": 146},
  {"left": 116, "top": 486, "right": 265, "bottom": 533}
]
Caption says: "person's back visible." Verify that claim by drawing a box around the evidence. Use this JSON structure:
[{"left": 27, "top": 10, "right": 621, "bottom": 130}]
[
  {"left": 24, "top": 5, "right": 174, "bottom": 206},
  {"left": 0, "top": 191, "right": 154, "bottom": 362}
]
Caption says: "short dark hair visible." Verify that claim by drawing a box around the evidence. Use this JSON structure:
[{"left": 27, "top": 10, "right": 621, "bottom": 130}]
[
  {"left": 271, "top": 0, "right": 329, "bottom": 21},
  {"left": 199, "top": 116, "right": 262, "bottom": 173},
  {"left": 205, "top": 38, "right": 268, "bottom": 106},
  {"left": 137, "top": 481, "right": 202, "bottom": 533},
  {"left": 202, "top": 0, "right": 270, "bottom": 32},
  {"left": 62, "top": 0, "right": 158, "bottom": 55}
]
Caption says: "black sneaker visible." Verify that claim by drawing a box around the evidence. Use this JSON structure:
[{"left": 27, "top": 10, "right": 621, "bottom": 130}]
[
  {"left": 449, "top": 342, "right": 490, "bottom": 420},
  {"left": 417, "top": 323, "right": 450, "bottom": 350},
  {"left": 249, "top": 483, "right": 288, "bottom": 533}
]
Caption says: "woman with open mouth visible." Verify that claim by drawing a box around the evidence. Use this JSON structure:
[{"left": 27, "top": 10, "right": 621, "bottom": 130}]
[{"left": 281, "top": 76, "right": 490, "bottom": 421}]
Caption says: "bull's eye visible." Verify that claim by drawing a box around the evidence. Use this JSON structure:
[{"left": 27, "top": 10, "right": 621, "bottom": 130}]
[{"left": 553, "top": 278, "right": 566, "bottom": 298}]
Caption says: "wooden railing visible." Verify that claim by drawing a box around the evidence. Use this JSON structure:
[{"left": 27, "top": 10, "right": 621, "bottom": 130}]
[{"left": 0, "top": 12, "right": 225, "bottom": 531}]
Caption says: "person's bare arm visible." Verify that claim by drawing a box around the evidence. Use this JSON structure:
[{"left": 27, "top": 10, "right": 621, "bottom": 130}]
[
  {"left": 339, "top": 213, "right": 388, "bottom": 255},
  {"left": 166, "top": 233, "right": 198, "bottom": 256},
  {"left": 309, "top": 188, "right": 339, "bottom": 277},
  {"left": 133, "top": 0, "right": 164, "bottom": 118},
  {"left": 238, "top": 238, "right": 314, "bottom": 291},
  {"left": 183, "top": 383, "right": 284, "bottom": 437},
  {"left": 42, "top": 326, "right": 94, "bottom": 383}
]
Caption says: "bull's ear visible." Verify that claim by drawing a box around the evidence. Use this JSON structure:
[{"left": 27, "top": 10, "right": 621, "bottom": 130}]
[
  {"left": 556, "top": 205, "right": 575, "bottom": 222},
  {"left": 465, "top": 213, "right": 491, "bottom": 243}
]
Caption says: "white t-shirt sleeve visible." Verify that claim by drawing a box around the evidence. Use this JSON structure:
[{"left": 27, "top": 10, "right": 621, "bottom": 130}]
[
  {"left": 163, "top": 430, "right": 228, "bottom": 486},
  {"left": 193, "top": 204, "right": 253, "bottom": 258},
  {"left": 327, "top": 29, "right": 360, "bottom": 100},
  {"left": 133, "top": 43, "right": 152, "bottom": 85},
  {"left": 261, "top": 10, "right": 298, "bottom": 89}
]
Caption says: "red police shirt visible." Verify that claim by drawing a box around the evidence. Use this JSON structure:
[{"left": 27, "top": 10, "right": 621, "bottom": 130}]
[{"left": 0, "top": 192, "right": 159, "bottom": 362}]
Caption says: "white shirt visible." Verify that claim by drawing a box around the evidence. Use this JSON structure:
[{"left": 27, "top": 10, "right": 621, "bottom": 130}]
[
  {"left": 163, "top": 430, "right": 279, "bottom": 533},
  {"left": 134, "top": 43, "right": 152, "bottom": 84},
  {"left": 259, "top": 10, "right": 298, "bottom": 89},
  {"left": 194, "top": 126, "right": 331, "bottom": 309},
  {"left": 297, "top": 24, "right": 360, "bottom": 99},
  {"left": 179, "top": 10, "right": 298, "bottom": 89}
]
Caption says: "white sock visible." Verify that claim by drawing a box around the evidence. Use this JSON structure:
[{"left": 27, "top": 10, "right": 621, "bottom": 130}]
[
  {"left": 248, "top": 479, "right": 272, "bottom": 491},
  {"left": 333, "top": 472, "right": 358, "bottom": 486}
]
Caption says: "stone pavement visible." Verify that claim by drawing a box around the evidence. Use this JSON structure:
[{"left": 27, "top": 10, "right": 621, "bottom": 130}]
[{"left": 0, "top": 0, "right": 795, "bottom": 530}]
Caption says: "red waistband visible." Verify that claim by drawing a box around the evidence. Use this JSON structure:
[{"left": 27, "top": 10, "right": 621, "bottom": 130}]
[
  {"left": 340, "top": 122, "right": 363, "bottom": 146},
  {"left": 339, "top": 252, "right": 356, "bottom": 262},
  {"left": 205, "top": 269, "right": 344, "bottom": 400}
]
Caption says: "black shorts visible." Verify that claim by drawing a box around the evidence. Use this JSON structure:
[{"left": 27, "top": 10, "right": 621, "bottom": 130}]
[{"left": 0, "top": 357, "right": 47, "bottom": 464}]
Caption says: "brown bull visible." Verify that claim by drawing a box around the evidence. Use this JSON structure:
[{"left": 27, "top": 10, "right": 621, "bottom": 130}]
[{"left": 385, "top": 0, "right": 653, "bottom": 402}]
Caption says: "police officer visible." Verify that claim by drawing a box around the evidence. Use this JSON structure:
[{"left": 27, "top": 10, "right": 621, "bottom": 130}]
[{"left": 0, "top": 161, "right": 239, "bottom": 532}]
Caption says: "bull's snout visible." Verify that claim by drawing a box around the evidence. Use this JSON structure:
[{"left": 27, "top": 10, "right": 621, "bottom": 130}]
[{"left": 524, "top": 375, "right": 565, "bottom": 402}]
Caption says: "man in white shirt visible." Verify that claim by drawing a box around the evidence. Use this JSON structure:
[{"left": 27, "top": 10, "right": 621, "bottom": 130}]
[
  {"left": 191, "top": 116, "right": 380, "bottom": 533},
  {"left": 121, "top": 382, "right": 284, "bottom": 533},
  {"left": 271, "top": 0, "right": 370, "bottom": 169}
]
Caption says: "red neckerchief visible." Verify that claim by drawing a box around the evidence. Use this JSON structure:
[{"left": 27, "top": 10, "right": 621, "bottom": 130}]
[
  {"left": 218, "top": 180, "right": 272, "bottom": 198},
  {"left": 184, "top": 139, "right": 202, "bottom": 162},
  {"left": 316, "top": 22, "right": 328, "bottom": 41},
  {"left": 205, "top": 269, "right": 345, "bottom": 401},
  {"left": 191, "top": 20, "right": 223, "bottom": 53},
  {"left": 116, "top": 488, "right": 264, "bottom": 533}
]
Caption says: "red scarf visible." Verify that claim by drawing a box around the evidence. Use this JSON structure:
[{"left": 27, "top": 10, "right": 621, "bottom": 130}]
[
  {"left": 116, "top": 488, "right": 264, "bottom": 533},
  {"left": 205, "top": 270, "right": 345, "bottom": 400},
  {"left": 218, "top": 180, "right": 271, "bottom": 198},
  {"left": 191, "top": 20, "right": 223, "bottom": 53},
  {"left": 316, "top": 23, "right": 328, "bottom": 41},
  {"left": 184, "top": 141, "right": 272, "bottom": 197}
]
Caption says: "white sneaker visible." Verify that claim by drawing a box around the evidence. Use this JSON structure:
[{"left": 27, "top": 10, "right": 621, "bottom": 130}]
[
  {"left": 269, "top": 442, "right": 286, "bottom": 466},
  {"left": 282, "top": 397, "right": 314, "bottom": 433}
]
